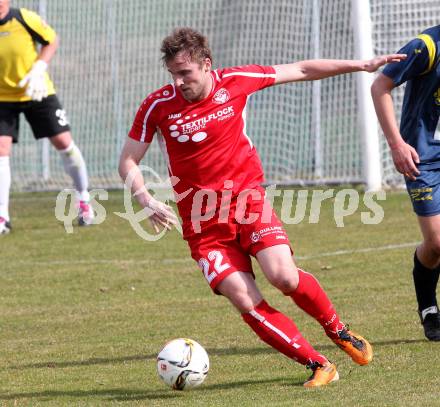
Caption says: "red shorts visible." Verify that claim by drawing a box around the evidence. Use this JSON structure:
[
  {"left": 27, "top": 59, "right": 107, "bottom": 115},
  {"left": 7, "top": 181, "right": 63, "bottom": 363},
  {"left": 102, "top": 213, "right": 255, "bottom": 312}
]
[{"left": 184, "top": 187, "right": 292, "bottom": 293}]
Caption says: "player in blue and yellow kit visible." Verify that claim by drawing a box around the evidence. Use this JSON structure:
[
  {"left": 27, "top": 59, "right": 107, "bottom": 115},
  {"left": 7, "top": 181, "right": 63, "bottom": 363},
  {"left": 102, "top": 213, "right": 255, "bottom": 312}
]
[
  {"left": 372, "top": 25, "right": 440, "bottom": 341},
  {"left": 0, "top": 0, "right": 94, "bottom": 234}
]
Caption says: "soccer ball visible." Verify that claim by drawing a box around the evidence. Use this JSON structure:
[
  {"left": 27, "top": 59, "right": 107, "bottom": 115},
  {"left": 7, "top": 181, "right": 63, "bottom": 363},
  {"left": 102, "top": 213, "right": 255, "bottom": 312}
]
[{"left": 156, "top": 338, "right": 209, "bottom": 390}]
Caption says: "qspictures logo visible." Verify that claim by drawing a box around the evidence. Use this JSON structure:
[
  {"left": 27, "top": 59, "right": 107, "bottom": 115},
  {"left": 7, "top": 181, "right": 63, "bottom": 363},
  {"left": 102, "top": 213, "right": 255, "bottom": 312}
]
[{"left": 55, "top": 167, "right": 387, "bottom": 241}]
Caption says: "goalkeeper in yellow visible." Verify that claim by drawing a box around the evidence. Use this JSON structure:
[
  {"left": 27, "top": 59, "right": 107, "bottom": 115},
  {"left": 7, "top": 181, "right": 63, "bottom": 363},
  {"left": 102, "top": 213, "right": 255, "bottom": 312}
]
[{"left": 0, "top": 0, "right": 94, "bottom": 234}]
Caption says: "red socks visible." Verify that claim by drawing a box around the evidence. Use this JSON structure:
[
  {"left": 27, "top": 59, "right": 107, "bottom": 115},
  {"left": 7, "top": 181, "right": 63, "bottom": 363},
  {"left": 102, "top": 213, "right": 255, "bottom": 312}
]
[
  {"left": 242, "top": 300, "right": 327, "bottom": 366},
  {"left": 291, "top": 269, "right": 345, "bottom": 339},
  {"left": 241, "top": 269, "right": 346, "bottom": 365}
]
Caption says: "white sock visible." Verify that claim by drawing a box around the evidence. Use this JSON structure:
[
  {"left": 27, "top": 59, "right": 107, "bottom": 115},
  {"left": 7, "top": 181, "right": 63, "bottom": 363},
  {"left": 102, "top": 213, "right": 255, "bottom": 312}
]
[
  {"left": 0, "top": 156, "right": 11, "bottom": 221},
  {"left": 59, "top": 142, "right": 90, "bottom": 202}
]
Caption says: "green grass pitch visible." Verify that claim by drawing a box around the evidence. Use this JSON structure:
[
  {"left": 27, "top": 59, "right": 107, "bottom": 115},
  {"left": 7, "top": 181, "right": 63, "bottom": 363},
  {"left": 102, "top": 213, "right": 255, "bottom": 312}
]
[{"left": 1, "top": 189, "right": 439, "bottom": 406}]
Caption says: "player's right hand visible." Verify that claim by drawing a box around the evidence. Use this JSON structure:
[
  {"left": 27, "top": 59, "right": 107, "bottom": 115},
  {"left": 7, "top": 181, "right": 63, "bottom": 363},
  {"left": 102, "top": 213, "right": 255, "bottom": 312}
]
[
  {"left": 145, "top": 197, "right": 179, "bottom": 233},
  {"left": 390, "top": 140, "right": 420, "bottom": 181},
  {"left": 18, "top": 60, "right": 49, "bottom": 102}
]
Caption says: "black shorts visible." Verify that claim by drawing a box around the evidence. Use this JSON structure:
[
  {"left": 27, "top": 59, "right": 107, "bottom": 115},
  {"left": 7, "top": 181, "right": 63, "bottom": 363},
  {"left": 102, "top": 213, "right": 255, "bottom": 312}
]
[{"left": 0, "top": 95, "right": 71, "bottom": 143}]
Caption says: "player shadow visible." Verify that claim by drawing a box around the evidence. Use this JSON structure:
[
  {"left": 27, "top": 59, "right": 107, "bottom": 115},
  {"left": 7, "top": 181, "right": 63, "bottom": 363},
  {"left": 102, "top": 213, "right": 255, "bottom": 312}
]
[
  {"left": 108, "top": 377, "right": 297, "bottom": 402},
  {"left": 9, "top": 347, "right": 276, "bottom": 370},
  {"left": 0, "top": 378, "right": 296, "bottom": 402},
  {"left": 368, "top": 338, "right": 430, "bottom": 347},
  {"left": 9, "top": 354, "right": 150, "bottom": 370},
  {"left": 7, "top": 337, "right": 428, "bottom": 371},
  {"left": 197, "top": 376, "right": 303, "bottom": 391},
  {"left": 0, "top": 388, "right": 181, "bottom": 402},
  {"left": 1, "top": 339, "right": 430, "bottom": 402}
]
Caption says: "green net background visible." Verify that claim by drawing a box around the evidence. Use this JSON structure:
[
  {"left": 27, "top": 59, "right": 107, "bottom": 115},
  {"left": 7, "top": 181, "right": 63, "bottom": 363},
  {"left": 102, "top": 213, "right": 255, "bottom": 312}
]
[{"left": 9, "top": 0, "right": 440, "bottom": 191}]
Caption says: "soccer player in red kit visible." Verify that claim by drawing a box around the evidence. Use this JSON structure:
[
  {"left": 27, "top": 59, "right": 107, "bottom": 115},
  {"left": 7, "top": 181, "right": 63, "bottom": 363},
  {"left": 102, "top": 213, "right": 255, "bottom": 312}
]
[{"left": 119, "top": 28, "right": 405, "bottom": 387}]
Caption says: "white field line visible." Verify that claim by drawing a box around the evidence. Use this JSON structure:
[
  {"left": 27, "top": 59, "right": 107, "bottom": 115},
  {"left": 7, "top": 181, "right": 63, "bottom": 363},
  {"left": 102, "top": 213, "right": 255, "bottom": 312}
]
[
  {"left": 11, "top": 258, "right": 192, "bottom": 266},
  {"left": 10, "top": 242, "right": 419, "bottom": 267},
  {"left": 295, "top": 241, "right": 419, "bottom": 260}
]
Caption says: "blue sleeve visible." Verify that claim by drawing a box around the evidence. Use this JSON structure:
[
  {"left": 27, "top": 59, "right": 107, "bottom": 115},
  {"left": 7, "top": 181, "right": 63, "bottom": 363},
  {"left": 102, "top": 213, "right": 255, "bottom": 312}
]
[{"left": 382, "top": 38, "right": 431, "bottom": 86}]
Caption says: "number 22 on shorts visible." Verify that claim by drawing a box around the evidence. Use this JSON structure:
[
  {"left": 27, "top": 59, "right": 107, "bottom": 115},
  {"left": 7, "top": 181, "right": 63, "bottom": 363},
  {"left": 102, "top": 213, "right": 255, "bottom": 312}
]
[{"left": 198, "top": 250, "right": 231, "bottom": 284}]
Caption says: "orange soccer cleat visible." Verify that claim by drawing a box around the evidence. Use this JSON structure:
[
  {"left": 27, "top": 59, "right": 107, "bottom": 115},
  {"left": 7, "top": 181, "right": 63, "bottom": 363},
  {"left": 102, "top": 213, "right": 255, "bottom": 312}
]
[
  {"left": 332, "top": 327, "right": 373, "bottom": 366},
  {"left": 303, "top": 361, "right": 339, "bottom": 388}
]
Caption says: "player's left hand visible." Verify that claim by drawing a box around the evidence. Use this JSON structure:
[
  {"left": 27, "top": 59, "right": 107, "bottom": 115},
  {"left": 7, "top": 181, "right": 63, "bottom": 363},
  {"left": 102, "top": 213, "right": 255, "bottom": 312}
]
[
  {"left": 18, "top": 60, "right": 49, "bottom": 102},
  {"left": 364, "top": 54, "right": 407, "bottom": 73}
]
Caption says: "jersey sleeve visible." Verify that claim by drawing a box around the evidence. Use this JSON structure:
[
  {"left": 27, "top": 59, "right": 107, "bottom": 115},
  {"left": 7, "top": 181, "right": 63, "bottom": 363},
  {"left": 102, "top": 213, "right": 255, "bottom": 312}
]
[
  {"left": 128, "top": 94, "right": 159, "bottom": 143},
  {"left": 382, "top": 35, "right": 436, "bottom": 86},
  {"left": 19, "top": 8, "right": 57, "bottom": 45},
  {"left": 222, "top": 64, "right": 276, "bottom": 95}
]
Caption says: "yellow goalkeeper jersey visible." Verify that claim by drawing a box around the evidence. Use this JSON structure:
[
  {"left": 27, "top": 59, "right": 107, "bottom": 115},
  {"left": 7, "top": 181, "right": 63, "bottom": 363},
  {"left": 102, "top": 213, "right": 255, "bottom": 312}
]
[{"left": 0, "top": 8, "right": 56, "bottom": 101}]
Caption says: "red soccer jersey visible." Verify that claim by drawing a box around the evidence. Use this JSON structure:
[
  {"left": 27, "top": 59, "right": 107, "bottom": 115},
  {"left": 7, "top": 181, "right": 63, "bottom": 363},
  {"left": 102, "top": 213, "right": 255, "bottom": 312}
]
[{"left": 129, "top": 64, "right": 276, "bottom": 229}]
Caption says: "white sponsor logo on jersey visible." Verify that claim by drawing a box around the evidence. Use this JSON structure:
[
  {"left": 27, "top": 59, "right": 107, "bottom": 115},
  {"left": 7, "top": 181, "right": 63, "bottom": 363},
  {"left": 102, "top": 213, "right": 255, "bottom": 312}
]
[
  {"left": 250, "top": 231, "right": 260, "bottom": 243},
  {"left": 181, "top": 106, "right": 234, "bottom": 133},
  {"left": 212, "top": 88, "right": 230, "bottom": 104},
  {"left": 168, "top": 113, "right": 182, "bottom": 119},
  {"left": 167, "top": 106, "right": 235, "bottom": 143},
  {"left": 250, "top": 226, "right": 284, "bottom": 243}
]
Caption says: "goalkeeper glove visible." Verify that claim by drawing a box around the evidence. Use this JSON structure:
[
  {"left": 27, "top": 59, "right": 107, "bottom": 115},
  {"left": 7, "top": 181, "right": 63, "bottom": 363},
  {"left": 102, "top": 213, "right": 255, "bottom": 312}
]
[{"left": 18, "top": 60, "right": 49, "bottom": 102}]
